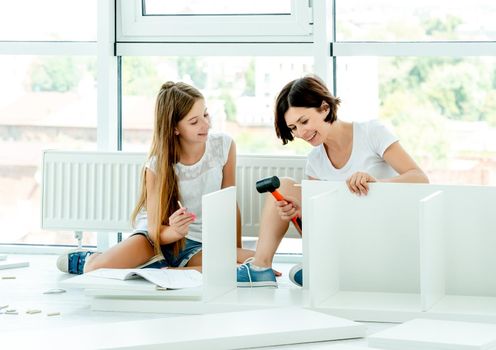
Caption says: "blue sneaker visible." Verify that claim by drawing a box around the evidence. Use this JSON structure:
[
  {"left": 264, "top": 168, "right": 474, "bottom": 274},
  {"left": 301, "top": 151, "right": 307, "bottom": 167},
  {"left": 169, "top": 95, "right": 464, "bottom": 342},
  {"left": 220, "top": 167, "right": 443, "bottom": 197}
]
[
  {"left": 237, "top": 258, "right": 277, "bottom": 288},
  {"left": 57, "top": 250, "right": 95, "bottom": 275},
  {"left": 289, "top": 263, "right": 303, "bottom": 287}
]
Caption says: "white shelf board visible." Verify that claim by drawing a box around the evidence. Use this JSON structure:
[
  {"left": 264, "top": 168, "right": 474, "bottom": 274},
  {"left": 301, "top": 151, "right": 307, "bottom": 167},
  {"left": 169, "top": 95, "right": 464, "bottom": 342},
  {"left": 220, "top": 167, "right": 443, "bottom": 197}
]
[
  {"left": 426, "top": 295, "right": 496, "bottom": 322},
  {"left": 320, "top": 291, "right": 423, "bottom": 311},
  {"left": 315, "top": 291, "right": 423, "bottom": 322},
  {"left": 1, "top": 307, "right": 366, "bottom": 349},
  {"left": 85, "top": 287, "right": 202, "bottom": 300},
  {"left": 0, "top": 259, "right": 29, "bottom": 270},
  {"left": 368, "top": 318, "right": 496, "bottom": 350},
  {"left": 90, "top": 288, "right": 308, "bottom": 314},
  {"left": 314, "top": 292, "right": 496, "bottom": 323}
]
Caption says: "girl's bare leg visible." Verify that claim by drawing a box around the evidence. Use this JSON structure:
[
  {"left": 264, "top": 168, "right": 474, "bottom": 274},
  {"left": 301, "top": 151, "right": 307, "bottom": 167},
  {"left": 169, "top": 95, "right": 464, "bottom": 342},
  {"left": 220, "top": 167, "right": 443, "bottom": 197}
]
[{"left": 84, "top": 235, "right": 155, "bottom": 273}]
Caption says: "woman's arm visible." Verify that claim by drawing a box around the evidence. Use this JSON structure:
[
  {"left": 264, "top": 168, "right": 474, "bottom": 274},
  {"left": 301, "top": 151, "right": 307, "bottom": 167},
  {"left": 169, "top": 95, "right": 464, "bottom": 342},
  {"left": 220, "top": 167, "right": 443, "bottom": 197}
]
[
  {"left": 347, "top": 141, "right": 429, "bottom": 195},
  {"left": 381, "top": 141, "right": 429, "bottom": 184}
]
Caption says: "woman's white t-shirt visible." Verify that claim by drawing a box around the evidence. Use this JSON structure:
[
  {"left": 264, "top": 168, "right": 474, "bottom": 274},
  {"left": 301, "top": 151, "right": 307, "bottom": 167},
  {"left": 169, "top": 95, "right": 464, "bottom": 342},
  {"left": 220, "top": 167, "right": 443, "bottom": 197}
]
[
  {"left": 134, "top": 132, "right": 232, "bottom": 242},
  {"left": 305, "top": 120, "right": 399, "bottom": 180}
]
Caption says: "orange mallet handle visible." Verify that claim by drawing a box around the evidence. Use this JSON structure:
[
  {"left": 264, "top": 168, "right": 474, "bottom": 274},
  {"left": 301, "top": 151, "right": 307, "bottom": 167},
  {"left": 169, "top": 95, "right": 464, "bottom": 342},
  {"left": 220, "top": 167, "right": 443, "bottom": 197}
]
[{"left": 270, "top": 190, "right": 302, "bottom": 231}]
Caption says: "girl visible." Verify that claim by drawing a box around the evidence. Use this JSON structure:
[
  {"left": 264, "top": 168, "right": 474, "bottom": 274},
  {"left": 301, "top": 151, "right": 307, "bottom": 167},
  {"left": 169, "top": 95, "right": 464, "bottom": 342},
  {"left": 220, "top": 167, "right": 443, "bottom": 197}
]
[
  {"left": 237, "top": 75, "right": 429, "bottom": 288},
  {"left": 58, "top": 81, "right": 254, "bottom": 274}
]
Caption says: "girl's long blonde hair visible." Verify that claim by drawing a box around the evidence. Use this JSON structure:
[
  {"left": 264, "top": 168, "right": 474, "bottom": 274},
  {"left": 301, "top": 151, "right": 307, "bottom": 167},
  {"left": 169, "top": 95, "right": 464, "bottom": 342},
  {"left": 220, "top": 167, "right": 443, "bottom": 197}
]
[{"left": 131, "top": 81, "right": 203, "bottom": 256}]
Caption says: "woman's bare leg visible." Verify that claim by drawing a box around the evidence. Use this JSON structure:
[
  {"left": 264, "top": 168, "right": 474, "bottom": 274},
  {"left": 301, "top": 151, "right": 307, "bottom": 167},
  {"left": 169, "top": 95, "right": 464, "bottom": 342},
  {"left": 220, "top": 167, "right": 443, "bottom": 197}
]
[
  {"left": 83, "top": 235, "right": 155, "bottom": 273},
  {"left": 236, "top": 248, "right": 255, "bottom": 263},
  {"left": 252, "top": 177, "right": 301, "bottom": 268}
]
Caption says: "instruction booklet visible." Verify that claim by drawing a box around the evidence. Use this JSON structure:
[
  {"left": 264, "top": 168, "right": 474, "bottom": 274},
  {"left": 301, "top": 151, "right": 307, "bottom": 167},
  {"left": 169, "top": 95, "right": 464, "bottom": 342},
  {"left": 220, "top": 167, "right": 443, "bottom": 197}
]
[{"left": 87, "top": 268, "right": 202, "bottom": 289}]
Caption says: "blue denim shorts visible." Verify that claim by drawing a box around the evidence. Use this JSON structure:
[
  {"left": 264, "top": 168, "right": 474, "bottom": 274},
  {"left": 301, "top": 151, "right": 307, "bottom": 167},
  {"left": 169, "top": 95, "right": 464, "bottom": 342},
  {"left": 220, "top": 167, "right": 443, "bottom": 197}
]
[{"left": 130, "top": 232, "right": 202, "bottom": 268}]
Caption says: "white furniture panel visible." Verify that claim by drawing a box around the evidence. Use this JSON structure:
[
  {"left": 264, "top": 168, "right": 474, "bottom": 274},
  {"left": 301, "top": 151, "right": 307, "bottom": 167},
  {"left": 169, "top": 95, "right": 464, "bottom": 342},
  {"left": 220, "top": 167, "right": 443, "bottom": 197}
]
[
  {"left": 202, "top": 187, "right": 237, "bottom": 302},
  {"left": 419, "top": 191, "right": 445, "bottom": 311},
  {"left": 64, "top": 187, "right": 309, "bottom": 314},
  {"left": 308, "top": 189, "right": 340, "bottom": 306},
  {"left": 0, "top": 308, "right": 366, "bottom": 349},
  {"left": 368, "top": 318, "right": 496, "bottom": 350},
  {"left": 303, "top": 181, "right": 496, "bottom": 322}
]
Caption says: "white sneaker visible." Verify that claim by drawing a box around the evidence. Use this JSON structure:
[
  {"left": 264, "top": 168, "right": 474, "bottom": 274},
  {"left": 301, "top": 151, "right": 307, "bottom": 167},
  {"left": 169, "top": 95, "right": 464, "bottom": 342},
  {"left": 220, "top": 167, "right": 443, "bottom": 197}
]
[{"left": 289, "top": 263, "right": 303, "bottom": 287}]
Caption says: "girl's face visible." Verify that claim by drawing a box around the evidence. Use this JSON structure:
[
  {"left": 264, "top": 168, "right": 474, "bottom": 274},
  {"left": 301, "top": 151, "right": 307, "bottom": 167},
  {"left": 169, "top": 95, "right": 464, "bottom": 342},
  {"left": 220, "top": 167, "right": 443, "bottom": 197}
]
[
  {"left": 284, "top": 104, "right": 329, "bottom": 146},
  {"left": 175, "top": 99, "right": 210, "bottom": 143}
]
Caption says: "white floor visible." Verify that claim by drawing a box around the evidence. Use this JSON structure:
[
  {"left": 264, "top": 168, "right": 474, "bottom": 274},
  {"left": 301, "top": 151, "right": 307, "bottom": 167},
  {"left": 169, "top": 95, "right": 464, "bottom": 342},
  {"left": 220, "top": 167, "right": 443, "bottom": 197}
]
[{"left": 0, "top": 254, "right": 392, "bottom": 349}]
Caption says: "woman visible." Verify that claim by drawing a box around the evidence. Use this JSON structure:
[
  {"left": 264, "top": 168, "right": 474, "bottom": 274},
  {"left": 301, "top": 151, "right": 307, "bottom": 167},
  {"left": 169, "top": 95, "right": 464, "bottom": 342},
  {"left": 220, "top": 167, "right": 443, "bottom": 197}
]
[{"left": 237, "top": 75, "right": 429, "bottom": 288}]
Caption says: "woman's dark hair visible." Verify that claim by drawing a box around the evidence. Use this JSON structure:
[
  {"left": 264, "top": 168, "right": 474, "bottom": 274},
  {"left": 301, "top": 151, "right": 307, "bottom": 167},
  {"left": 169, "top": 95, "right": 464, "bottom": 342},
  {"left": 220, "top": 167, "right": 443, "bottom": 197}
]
[{"left": 274, "top": 75, "right": 341, "bottom": 145}]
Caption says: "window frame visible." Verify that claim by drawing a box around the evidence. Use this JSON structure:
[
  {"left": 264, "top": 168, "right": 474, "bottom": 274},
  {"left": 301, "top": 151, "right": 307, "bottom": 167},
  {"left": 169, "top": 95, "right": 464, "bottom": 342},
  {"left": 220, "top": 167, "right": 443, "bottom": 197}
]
[
  {"left": 117, "top": 0, "right": 314, "bottom": 43},
  {"left": 332, "top": 41, "right": 496, "bottom": 57}
]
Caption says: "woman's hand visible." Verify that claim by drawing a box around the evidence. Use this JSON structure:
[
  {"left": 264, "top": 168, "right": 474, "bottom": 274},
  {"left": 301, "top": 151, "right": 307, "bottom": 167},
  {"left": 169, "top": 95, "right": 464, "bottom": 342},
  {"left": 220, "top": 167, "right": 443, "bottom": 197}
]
[
  {"left": 346, "top": 171, "right": 377, "bottom": 196},
  {"left": 168, "top": 207, "right": 196, "bottom": 238},
  {"left": 275, "top": 196, "right": 301, "bottom": 222}
]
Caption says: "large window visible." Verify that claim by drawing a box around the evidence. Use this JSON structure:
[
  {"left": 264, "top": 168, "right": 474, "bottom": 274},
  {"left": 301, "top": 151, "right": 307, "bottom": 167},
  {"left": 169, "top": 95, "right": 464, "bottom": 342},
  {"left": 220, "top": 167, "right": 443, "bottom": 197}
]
[
  {"left": 2, "top": 0, "right": 496, "bottom": 251},
  {"left": 0, "top": 0, "right": 96, "bottom": 41},
  {"left": 0, "top": 0, "right": 97, "bottom": 248},
  {"left": 0, "top": 56, "right": 97, "bottom": 246},
  {"left": 143, "top": 1, "right": 291, "bottom": 15},
  {"left": 336, "top": 0, "right": 496, "bottom": 41},
  {"left": 118, "top": 0, "right": 313, "bottom": 42},
  {"left": 337, "top": 56, "right": 496, "bottom": 185},
  {"left": 333, "top": 0, "right": 496, "bottom": 186},
  {"left": 122, "top": 56, "right": 313, "bottom": 155}
]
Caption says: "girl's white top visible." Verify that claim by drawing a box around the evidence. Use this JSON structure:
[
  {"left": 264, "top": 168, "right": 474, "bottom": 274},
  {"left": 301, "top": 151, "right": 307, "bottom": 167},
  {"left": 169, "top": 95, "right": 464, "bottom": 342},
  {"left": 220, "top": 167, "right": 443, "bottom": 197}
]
[
  {"left": 305, "top": 120, "right": 399, "bottom": 180},
  {"left": 134, "top": 132, "right": 232, "bottom": 243}
]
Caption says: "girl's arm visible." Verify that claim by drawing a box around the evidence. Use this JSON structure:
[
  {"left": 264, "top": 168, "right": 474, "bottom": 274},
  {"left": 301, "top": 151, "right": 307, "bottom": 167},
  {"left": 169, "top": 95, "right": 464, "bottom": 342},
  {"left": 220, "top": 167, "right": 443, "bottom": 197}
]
[
  {"left": 145, "top": 169, "right": 191, "bottom": 245},
  {"left": 221, "top": 141, "right": 242, "bottom": 248}
]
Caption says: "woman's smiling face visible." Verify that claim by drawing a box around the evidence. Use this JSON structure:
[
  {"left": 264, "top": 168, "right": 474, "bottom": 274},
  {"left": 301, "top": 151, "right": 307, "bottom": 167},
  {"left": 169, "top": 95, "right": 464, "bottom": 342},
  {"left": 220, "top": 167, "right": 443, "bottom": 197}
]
[{"left": 284, "top": 104, "right": 329, "bottom": 146}]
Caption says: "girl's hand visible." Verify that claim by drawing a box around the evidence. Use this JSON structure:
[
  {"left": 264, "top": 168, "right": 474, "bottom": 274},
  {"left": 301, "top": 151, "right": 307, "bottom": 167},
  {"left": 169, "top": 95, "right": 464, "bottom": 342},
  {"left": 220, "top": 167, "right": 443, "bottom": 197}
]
[
  {"left": 168, "top": 207, "right": 196, "bottom": 238},
  {"left": 275, "top": 196, "right": 301, "bottom": 222},
  {"left": 346, "top": 171, "right": 377, "bottom": 196}
]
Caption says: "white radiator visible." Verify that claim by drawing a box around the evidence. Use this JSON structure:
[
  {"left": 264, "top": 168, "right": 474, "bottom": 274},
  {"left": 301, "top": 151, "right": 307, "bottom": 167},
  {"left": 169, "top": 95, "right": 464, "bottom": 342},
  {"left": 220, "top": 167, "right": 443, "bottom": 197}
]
[{"left": 42, "top": 150, "right": 306, "bottom": 237}]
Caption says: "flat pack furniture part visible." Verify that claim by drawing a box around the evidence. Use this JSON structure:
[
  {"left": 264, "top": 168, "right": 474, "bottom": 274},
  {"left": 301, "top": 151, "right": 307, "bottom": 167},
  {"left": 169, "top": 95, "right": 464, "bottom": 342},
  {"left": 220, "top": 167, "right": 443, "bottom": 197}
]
[
  {"left": 0, "top": 260, "right": 29, "bottom": 270},
  {"left": 0, "top": 307, "right": 366, "bottom": 350},
  {"left": 61, "top": 187, "right": 236, "bottom": 313},
  {"left": 62, "top": 187, "right": 309, "bottom": 314},
  {"left": 303, "top": 181, "right": 496, "bottom": 323},
  {"left": 368, "top": 318, "right": 496, "bottom": 350}
]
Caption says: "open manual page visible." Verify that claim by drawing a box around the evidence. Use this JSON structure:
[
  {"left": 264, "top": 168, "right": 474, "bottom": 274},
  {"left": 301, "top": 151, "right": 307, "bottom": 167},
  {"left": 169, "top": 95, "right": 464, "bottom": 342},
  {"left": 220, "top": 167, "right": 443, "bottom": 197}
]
[{"left": 87, "top": 268, "right": 202, "bottom": 289}]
